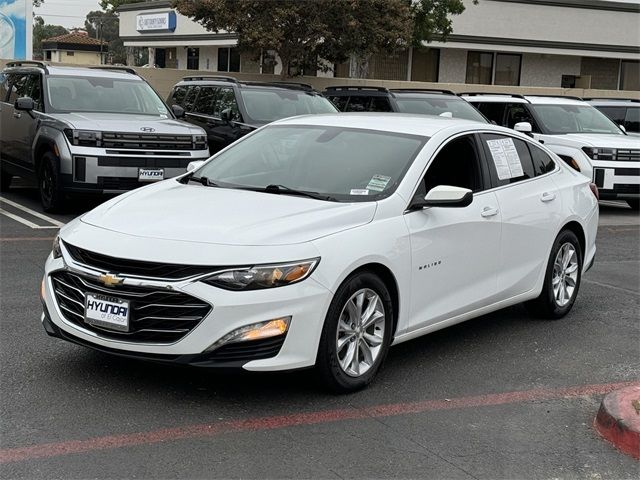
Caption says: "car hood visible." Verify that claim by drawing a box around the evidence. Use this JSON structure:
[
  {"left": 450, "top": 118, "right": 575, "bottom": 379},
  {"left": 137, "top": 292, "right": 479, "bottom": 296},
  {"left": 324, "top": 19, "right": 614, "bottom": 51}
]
[
  {"left": 543, "top": 133, "right": 640, "bottom": 149},
  {"left": 80, "top": 180, "right": 377, "bottom": 246},
  {"left": 54, "top": 112, "right": 205, "bottom": 135}
]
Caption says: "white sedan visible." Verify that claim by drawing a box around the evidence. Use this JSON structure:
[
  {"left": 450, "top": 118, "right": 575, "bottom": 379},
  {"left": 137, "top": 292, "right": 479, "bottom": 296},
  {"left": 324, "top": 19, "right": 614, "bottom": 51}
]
[{"left": 41, "top": 114, "right": 598, "bottom": 392}]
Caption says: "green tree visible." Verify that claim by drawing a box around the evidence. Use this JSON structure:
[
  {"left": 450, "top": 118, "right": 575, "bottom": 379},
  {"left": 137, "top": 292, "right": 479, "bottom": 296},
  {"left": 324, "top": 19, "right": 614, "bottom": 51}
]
[
  {"left": 173, "top": 0, "right": 475, "bottom": 78},
  {"left": 32, "top": 16, "right": 68, "bottom": 59},
  {"left": 84, "top": 10, "right": 126, "bottom": 64},
  {"left": 99, "top": 0, "right": 146, "bottom": 12}
]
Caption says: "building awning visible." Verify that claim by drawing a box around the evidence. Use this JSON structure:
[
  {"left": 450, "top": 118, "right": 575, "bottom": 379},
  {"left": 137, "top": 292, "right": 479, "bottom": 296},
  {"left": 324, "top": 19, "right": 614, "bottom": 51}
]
[{"left": 123, "top": 38, "right": 238, "bottom": 48}]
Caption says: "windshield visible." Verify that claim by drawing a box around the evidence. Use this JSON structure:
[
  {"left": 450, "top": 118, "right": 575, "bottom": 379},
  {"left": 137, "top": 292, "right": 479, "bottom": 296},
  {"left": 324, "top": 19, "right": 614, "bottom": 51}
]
[
  {"left": 530, "top": 104, "right": 623, "bottom": 135},
  {"left": 46, "top": 76, "right": 170, "bottom": 116},
  {"left": 394, "top": 96, "right": 488, "bottom": 123},
  {"left": 195, "top": 125, "right": 427, "bottom": 202},
  {"left": 240, "top": 89, "right": 337, "bottom": 123}
]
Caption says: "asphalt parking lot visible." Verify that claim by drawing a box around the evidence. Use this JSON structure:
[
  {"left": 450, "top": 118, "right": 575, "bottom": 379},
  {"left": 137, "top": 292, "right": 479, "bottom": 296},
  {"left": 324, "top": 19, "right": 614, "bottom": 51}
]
[{"left": 0, "top": 183, "right": 638, "bottom": 479}]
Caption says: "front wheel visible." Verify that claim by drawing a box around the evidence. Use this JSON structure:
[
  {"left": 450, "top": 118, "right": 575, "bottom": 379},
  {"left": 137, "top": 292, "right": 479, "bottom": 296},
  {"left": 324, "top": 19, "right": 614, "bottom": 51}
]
[
  {"left": 38, "top": 152, "right": 65, "bottom": 213},
  {"left": 316, "top": 272, "right": 393, "bottom": 393},
  {"left": 526, "top": 230, "right": 583, "bottom": 319}
]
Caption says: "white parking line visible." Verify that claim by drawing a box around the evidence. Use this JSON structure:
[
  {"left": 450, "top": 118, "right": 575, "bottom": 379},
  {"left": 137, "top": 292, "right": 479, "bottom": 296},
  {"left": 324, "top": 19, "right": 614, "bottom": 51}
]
[{"left": 0, "top": 197, "right": 65, "bottom": 229}]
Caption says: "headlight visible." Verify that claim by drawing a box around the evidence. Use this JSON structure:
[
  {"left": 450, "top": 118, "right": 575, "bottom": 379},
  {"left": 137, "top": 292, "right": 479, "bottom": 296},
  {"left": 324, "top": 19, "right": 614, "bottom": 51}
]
[
  {"left": 202, "top": 258, "right": 319, "bottom": 291},
  {"left": 192, "top": 134, "right": 207, "bottom": 150},
  {"left": 52, "top": 235, "right": 62, "bottom": 259},
  {"left": 582, "top": 147, "right": 616, "bottom": 161},
  {"left": 64, "top": 129, "right": 102, "bottom": 147}
]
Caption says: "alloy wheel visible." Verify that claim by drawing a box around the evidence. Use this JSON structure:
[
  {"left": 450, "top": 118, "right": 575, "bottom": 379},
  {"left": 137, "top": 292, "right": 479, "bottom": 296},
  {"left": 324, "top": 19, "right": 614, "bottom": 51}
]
[
  {"left": 552, "top": 242, "right": 579, "bottom": 307},
  {"left": 336, "top": 288, "right": 386, "bottom": 377}
]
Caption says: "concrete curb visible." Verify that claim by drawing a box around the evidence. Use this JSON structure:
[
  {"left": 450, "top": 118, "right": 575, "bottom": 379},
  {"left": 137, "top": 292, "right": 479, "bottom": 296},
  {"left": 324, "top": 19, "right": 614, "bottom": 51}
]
[{"left": 594, "top": 384, "right": 640, "bottom": 460}]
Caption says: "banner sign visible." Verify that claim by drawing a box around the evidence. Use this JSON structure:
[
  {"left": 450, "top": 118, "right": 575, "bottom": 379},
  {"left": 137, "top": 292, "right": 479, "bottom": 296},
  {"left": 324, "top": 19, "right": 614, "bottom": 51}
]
[
  {"left": 136, "top": 12, "right": 177, "bottom": 32},
  {"left": 0, "top": 0, "right": 32, "bottom": 60}
]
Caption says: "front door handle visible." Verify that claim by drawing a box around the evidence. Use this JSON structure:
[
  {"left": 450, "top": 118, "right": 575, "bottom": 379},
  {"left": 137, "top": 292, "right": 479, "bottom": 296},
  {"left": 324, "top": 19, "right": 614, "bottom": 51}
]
[
  {"left": 541, "top": 192, "right": 556, "bottom": 202},
  {"left": 13, "top": 112, "right": 21, "bottom": 119},
  {"left": 481, "top": 206, "right": 499, "bottom": 218}
]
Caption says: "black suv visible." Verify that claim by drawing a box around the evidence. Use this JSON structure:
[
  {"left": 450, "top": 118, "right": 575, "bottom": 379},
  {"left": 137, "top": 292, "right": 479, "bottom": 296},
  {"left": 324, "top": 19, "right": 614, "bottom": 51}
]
[
  {"left": 167, "top": 76, "right": 338, "bottom": 154},
  {"left": 324, "top": 86, "right": 488, "bottom": 123}
]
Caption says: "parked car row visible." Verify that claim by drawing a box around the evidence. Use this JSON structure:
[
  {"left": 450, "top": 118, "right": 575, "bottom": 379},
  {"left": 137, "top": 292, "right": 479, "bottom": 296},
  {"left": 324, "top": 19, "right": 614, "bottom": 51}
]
[{"left": 1, "top": 61, "right": 638, "bottom": 211}]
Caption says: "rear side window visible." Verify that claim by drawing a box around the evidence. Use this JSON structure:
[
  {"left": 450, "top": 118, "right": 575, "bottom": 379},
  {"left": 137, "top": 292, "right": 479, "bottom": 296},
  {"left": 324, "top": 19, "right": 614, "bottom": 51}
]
[
  {"left": 480, "top": 133, "right": 536, "bottom": 186},
  {"left": 214, "top": 87, "right": 241, "bottom": 121},
  {"left": 328, "top": 95, "right": 348, "bottom": 111},
  {"left": 505, "top": 104, "right": 536, "bottom": 130},
  {"left": 193, "top": 86, "right": 217, "bottom": 115},
  {"left": 474, "top": 102, "right": 507, "bottom": 125},
  {"left": 182, "top": 86, "right": 200, "bottom": 112},
  {"left": 342, "top": 95, "right": 392, "bottom": 112},
  {"left": 528, "top": 143, "right": 556, "bottom": 175},
  {"left": 6, "top": 73, "right": 29, "bottom": 104}
]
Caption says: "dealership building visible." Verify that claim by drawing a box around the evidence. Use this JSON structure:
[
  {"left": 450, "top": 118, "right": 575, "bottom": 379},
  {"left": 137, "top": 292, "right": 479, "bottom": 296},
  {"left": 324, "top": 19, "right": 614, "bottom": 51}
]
[{"left": 118, "top": 0, "right": 640, "bottom": 90}]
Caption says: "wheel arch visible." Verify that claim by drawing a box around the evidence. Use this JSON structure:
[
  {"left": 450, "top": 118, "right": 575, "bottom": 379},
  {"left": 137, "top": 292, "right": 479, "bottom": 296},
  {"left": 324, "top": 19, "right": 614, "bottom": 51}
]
[
  {"left": 560, "top": 220, "right": 586, "bottom": 259},
  {"left": 33, "top": 136, "right": 59, "bottom": 173}
]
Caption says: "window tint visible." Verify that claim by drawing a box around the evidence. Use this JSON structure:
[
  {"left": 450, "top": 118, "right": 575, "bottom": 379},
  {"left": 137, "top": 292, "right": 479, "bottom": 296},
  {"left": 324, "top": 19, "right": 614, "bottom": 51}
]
[
  {"left": 474, "top": 102, "right": 506, "bottom": 126},
  {"left": 480, "top": 133, "right": 536, "bottom": 186},
  {"left": 466, "top": 52, "right": 493, "bottom": 85},
  {"left": 241, "top": 90, "right": 336, "bottom": 123},
  {"left": 597, "top": 106, "right": 626, "bottom": 125},
  {"left": 624, "top": 107, "right": 639, "bottom": 133},
  {"left": 182, "top": 86, "right": 199, "bottom": 112},
  {"left": 528, "top": 143, "right": 556, "bottom": 175},
  {"left": 369, "top": 96, "right": 392, "bottom": 112},
  {"left": 193, "top": 86, "right": 217, "bottom": 115},
  {"left": 214, "top": 87, "right": 241, "bottom": 121},
  {"left": 412, "top": 135, "right": 485, "bottom": 205},
  {"left": 7, "top": 73, "right": 29, "bottom": 104},
  {"left": 171, "top": 86, "right": 188, "bottom": 106},
  {"left": 26, "top": 74, "right": 43, "bottom": 111},
  {"left": 328, "top": 95, "right": 348, "bottom": 111},
  {"left": 342, "top": 96, "right": 392, "bottom": 112},
  {"left": 494, "top": 54, "right": 521, "bottom": 86}
]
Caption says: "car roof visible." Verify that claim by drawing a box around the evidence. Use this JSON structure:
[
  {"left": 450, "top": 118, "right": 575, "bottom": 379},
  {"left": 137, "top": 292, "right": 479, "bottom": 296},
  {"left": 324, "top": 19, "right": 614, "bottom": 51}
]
[
  {"left": 3, "top": 63, "right": 142, "bottom": 81},
  {"left": 323, "top": 86, "right": 459, "bottom": 98},
  {"left": 586, "top": 98, "right": 640, "bottom": 106},
  {"left": 175, "top": 76, "right": 320, "bottom": 93},
  {"left": 462, "top": 93, "right": 588, "bottom": 106},
  {"left": 271, "top": 112, "right": 499, "bottom": 137}
]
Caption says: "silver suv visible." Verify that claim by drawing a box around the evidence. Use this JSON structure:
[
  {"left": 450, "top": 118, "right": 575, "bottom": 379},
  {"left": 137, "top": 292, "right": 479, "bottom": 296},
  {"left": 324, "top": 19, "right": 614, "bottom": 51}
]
[{"left": 0, "top": 62, "right": 209, "bottom": 211}]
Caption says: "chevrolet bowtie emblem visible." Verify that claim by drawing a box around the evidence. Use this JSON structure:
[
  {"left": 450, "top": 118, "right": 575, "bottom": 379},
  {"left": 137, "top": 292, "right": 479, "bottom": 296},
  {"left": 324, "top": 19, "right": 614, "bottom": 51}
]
[{"left": 98, "top": 273, "right": 124, "bottom": 287}]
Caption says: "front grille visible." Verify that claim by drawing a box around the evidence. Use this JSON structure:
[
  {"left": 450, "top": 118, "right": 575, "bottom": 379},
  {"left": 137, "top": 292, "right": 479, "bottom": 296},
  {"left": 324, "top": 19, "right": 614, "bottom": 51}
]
[
  {"left": 98, "top": 157, "right": 192, "bottom": 168},
  {"left": 206, "top": 336, "right": 287, "bottom": 363},
  {"left": 102, "top": 132, "right": 196, "bottom": 151},
  {"left": 616, "top": 149, "right": 640, "bottom": 162},
  {"left": 51, "top": 271, "right": 211, "bottom": 343},
  {"left": 64, "top": 242, "right": 218, "bottom": 280}
]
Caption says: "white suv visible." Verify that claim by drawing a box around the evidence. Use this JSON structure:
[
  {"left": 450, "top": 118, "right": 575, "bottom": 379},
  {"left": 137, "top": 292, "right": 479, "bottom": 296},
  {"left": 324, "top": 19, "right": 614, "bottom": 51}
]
[{"left": 463, "top": 94, "right": 640, "bottom": 210}]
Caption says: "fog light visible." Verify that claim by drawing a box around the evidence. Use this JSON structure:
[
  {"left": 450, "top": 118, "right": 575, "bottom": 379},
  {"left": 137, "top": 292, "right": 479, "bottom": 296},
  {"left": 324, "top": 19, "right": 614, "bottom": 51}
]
[{"left": 205, "top": 316, "right": 291, "bottom": 353}]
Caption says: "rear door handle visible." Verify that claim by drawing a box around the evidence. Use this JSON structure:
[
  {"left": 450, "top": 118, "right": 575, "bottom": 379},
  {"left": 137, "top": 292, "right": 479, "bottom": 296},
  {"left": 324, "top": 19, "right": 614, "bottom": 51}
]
[
  {"left": 481, "top": 206, "right": 499, "bottom": 218},
  {"left": 13, "top": 112, "right": 21, "bottom": 119},
  {"left": 541, "top": 192, "right": 556, "bottom": 202}
]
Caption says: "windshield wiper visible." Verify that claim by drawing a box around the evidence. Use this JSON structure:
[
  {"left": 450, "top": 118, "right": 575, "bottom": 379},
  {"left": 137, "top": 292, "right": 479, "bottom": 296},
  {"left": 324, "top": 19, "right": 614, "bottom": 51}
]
[
  {"left": 180, "top": 172, "right": 219, "bottom": 187},
  {"left": 264, "top": 184, "right": 337, "bottom": 202}
]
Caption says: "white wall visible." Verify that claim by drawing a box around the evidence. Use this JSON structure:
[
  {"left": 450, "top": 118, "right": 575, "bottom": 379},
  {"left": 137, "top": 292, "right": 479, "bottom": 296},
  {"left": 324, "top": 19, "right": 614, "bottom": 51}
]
[{"left": 520, "top": 53, "right": 581, "bottom": 87}]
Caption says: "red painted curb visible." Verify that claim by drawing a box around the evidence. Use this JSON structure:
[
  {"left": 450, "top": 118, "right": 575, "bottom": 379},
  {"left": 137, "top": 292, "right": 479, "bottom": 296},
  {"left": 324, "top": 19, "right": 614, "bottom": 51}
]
[{"left": 594, "top": 385, "right": 640, "bottom": 460}]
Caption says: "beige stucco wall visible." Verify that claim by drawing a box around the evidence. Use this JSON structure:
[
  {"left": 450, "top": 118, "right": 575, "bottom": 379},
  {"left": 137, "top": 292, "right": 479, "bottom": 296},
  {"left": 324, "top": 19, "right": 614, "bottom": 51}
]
[
  {"left": 520, "top": 53, "right": 582, "bottom": 88},
  {"left": 1, "top": 59, "right": 637, "bottom": 101},
  {"left": 47, "top": 50, "right": 102, "bottom": 66}
]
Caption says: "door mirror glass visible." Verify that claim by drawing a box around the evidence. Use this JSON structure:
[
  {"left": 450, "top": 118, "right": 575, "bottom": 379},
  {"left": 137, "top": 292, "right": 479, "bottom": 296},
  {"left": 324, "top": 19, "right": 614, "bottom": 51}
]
[
  {"left": 220, "top": 108, "right": 233, "bottom": 123},
  {"left": 619, "top": 124, "right": 627, "bottom": 133},
  {"left": 514, "top": 121, "right": 532, "bottom": 133},
  {"left": 171, "top": 104, "right": 185, "bottom": 118},
  {"left": 186, "top": 160, "right": 205, "bottom": 172},
  {"left": 424, "top": 185, "right": 473, "bottom": 207},
  {"left": 15, "top": 96, "right": 34, "bottom": 111}
]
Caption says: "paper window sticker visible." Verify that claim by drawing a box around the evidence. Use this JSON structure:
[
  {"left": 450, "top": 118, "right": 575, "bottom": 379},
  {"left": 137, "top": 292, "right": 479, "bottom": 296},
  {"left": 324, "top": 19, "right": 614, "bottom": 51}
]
[
  {"left": 500, "top": 138, "right": 524, "bottom": 178},
  {"left": 486, "top": 139, "right": 511, "bottom": 180},
  {"left": 350, "top": 189, "right": 369, "bottom": 195},
  {"left": 367, "top": 174, "right": 392, "bottom": 192}
]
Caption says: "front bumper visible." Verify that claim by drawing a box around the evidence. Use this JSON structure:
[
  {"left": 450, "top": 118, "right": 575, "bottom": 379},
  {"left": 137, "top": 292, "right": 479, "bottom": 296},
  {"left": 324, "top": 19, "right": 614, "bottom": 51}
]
[
  {"left": 42, "top": 253, "right": 333, "bottom": 372},
  {"left": 592, "top": 164, "right": 640, "bottom": 200}
]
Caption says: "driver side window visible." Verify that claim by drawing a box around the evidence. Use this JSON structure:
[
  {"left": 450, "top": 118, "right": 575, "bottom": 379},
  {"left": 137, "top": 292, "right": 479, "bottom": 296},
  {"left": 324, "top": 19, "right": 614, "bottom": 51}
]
[{"left": 413, "top": 134, "right": 486, "bottom": 203}]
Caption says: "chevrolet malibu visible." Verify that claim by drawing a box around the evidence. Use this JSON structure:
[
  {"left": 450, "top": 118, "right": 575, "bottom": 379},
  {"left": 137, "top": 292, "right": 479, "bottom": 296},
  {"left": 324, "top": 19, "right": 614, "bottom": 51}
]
[{"left": 41, "top": 114, "right": 598, "bottom": 392}]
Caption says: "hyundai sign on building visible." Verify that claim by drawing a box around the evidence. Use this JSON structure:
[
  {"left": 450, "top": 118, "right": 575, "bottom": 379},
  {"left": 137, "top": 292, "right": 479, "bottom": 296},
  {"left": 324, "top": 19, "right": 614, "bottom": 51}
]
[
  {"left": 136, "top": 11, "right": 177, "bottom": 32},
  {"left": 0, "top": 0, "right": 32, "bottom": 60}
]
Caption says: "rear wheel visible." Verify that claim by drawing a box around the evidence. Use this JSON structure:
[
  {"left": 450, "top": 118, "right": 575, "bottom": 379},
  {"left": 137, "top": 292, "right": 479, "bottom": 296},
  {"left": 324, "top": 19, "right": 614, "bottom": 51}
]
[
  {"left": 0, "top": 169, "right": 12, "bottom": 192},
  {"left": 526, "top": 230, "right": 582, "bottom": 319},
  {"left": 316, "top": 272, "right": 393, "bottom": 393},
  {"left": 38, "top": 152, "right": 65, "bottom": 212},
  {"left": 627, "top": 199, "right": 639, "bottom": 211}
]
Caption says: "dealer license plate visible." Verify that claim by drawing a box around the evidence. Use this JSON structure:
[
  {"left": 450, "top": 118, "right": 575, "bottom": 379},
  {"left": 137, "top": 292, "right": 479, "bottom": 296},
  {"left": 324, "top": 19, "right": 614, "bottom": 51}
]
[
  {"left": 85, "top": 293, "right": 130, "bottom": 332},
  {"left": 138, "top": 168, "right": 164, "bottom": 182}
]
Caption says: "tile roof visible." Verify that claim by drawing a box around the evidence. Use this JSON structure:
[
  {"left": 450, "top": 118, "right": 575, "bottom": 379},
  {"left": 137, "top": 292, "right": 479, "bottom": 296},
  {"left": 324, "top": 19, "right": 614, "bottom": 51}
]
[{"left": 42, "top": 33, "right": 107, "bottom": 46}]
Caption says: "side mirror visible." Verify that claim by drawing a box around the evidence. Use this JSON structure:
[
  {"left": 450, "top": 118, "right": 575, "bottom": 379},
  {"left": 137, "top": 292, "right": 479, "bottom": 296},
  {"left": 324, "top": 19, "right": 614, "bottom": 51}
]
[
  {"left": 424, "top": 185, "right": 473, "bottom": 208},
  {"left": 171, "top": 104, "right": 185, "bottom": 118},
  {"left": 220, "top": 108, "right": 233, "bottom": 123},
  {"left": 186, "top": 160, "right": 204, "bottom": 172},
  {"left": 439, "top": 111, "right": 453, "bottom": 118},
  {"left": 514, "top": 122, "right": 533, "bottom": 137},
  {"left": 15, "top": 97, "right": 34, "bottom": 112},
  {"left": 619, "top": 125, "right": 627, "bottom": 133}
]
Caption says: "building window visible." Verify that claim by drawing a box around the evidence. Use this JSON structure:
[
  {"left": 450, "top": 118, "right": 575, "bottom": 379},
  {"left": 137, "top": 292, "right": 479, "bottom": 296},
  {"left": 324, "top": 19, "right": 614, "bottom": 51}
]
[
  {"left": 45, "top": 51, "right": 52, "bottom": 60},
  {"left": 466, "top": 51, "right": 493, "bottom": 85},
  {"left": 494, "top": 53, "right": 521, "bottom": 86},
  {"left": 261, "top": 50, "right": 276, "bottom": 75},
  {"left": 620, "top": 60, "right": 639, "bottom": 91},
  {"left": 66, "top": 51, "right": 74, "bottom": 57},
  {"left": 217, "top": 47, "right": 240, "bottom": 72},
  {"left": 187, "top": 48, "right": 199, "bottom": 70},
  {"left": 411, "top": 48, "right": 439, "bottom": 82}
]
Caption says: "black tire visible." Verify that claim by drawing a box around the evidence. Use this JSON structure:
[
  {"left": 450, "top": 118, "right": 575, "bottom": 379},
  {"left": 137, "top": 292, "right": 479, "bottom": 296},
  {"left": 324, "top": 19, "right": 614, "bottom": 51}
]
[
  {"left": 316, "top": 271, "right": 394, "bottom": 393},
  {"left": 526, "top": 230, "right": 583, "bottom": 319},
  {"left": 0, "top": 169, "right": 12, "bottom": 192},
  {"left": 38, "top": 152, "right": 64, "bottom": 213},
  {"left": 626, "top": 199, "right": 639, "bottom": 211}
]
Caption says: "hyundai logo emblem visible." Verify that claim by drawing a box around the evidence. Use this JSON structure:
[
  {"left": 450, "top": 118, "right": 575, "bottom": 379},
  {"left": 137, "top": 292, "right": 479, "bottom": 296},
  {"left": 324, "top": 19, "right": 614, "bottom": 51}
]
[{"left": 140, "top": 127, "right": 155, "bottom": 132}]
